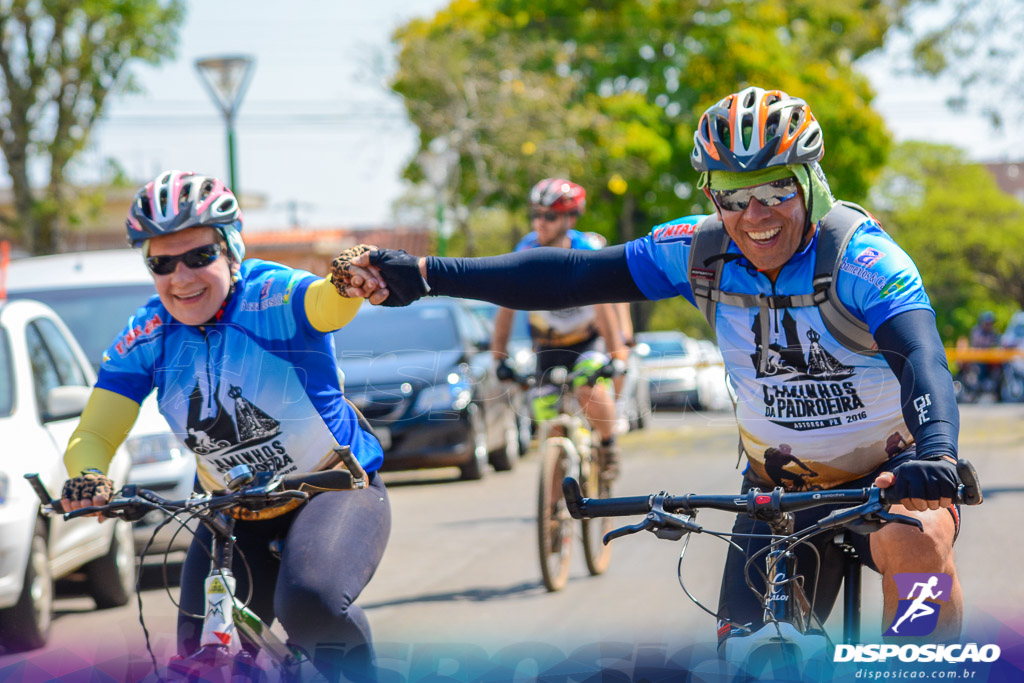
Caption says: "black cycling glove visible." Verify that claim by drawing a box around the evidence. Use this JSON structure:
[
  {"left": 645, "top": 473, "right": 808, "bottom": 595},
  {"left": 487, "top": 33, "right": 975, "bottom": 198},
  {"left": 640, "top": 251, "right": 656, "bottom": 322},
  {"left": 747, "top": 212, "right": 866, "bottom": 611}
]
[
  {"left": 889, "top": 458, "right": 960, "bottom": 502},
  {"left": 369, "top": 249, "right": 429, "bottom": 307},
  {"left": 495, "top": 358, "right": 516, "bottom": 382}
]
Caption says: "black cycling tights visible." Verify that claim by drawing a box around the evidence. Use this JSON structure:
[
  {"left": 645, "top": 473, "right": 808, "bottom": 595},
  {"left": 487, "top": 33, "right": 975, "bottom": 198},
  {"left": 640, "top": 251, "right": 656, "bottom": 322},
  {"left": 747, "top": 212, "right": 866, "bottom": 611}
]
[{"left": 178, "top": 472, "right": 391, "bottom": 682}]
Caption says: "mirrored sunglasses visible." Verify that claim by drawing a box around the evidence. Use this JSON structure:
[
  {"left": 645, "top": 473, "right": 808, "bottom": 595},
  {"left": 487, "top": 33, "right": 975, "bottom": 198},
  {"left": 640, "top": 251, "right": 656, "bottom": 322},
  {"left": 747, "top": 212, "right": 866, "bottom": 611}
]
[
  {"left": 146, "top": 243, "right": 223, "bottom": 275},
  {"left": 711, "top": 178, "right": 800, "bottom": 212}
]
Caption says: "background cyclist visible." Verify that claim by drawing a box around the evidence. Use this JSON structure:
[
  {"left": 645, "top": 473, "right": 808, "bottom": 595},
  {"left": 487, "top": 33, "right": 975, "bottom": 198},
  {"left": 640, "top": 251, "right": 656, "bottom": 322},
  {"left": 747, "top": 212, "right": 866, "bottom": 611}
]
[
  {"left": 57, "top": 171, "right": 390, "bottom": 682},
  {"left": 338, "top": 86, "right": 965, "bottom": 645},
  {"left": 491, "top": 178, "right": 627, "bottom": 479}
]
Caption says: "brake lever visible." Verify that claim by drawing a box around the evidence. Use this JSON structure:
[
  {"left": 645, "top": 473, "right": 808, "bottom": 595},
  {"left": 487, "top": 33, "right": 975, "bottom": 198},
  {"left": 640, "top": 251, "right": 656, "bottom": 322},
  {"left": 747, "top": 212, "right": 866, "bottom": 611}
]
[{"left": 603, "top": 520, "right": 649, "bottom": 545}]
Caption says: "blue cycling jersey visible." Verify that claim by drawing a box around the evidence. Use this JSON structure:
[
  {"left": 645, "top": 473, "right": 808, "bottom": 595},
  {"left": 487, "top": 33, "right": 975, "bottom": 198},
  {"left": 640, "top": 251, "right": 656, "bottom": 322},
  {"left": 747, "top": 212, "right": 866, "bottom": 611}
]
[
  {"left": 626, "top": 215, "right": 933, "bottom": 488},
  {"left": 96, "top": 259, "right": 383, "bottom": 491},
  {"left": 517, "top": 229, "right": 602, "bottom": 347}
]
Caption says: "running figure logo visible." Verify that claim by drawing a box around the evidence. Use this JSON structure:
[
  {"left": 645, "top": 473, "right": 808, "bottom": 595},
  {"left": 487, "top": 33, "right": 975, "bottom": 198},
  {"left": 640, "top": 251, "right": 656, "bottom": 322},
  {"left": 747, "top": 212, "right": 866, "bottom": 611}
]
[{"left": 884, "top": 573, "right": 953, "bottom": 636}]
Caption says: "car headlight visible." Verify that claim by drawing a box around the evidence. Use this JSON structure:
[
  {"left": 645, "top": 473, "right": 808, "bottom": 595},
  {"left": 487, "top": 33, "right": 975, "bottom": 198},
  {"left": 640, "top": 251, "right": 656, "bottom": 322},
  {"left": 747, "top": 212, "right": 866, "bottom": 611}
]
[
  {"left": 414, "top": 380, "right": 472, "bottom": 412},
  {"left": 125, "top": 433, "right": 184, "bottom": 465},
  {"left": 0, "top": 472, "right": 8, "bottom": 506}
]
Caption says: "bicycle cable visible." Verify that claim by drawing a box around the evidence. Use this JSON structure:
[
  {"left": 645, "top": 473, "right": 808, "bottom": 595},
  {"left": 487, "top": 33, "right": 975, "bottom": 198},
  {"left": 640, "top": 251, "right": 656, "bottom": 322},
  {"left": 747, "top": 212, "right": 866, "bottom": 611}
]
[{"left": 673, "top": 526, "right": 789, "bottom": 629}]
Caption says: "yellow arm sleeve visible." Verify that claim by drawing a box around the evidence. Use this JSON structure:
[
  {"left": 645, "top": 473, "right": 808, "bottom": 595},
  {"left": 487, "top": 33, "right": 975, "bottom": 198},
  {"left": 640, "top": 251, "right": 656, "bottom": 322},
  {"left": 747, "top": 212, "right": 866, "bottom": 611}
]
[
  {"left": 304, "top": 277, "right": 363, "bottom": 333},
  {"left": 63, "top": 388, "right": 141, "bottom": 476}
]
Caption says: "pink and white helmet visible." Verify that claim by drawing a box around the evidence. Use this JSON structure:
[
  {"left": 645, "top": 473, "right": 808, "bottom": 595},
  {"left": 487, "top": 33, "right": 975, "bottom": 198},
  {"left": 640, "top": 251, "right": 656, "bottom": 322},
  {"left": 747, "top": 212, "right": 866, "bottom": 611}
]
[{"left": 126, "top": 170, "right": 245, "bottom": 262}]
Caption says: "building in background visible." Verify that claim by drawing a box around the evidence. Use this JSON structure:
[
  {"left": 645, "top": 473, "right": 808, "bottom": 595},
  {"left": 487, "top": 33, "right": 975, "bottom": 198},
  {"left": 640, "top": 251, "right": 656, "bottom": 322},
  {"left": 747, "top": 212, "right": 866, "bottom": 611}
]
[{"left": 0, "top": 186, "right": 429, "bottom": 272}]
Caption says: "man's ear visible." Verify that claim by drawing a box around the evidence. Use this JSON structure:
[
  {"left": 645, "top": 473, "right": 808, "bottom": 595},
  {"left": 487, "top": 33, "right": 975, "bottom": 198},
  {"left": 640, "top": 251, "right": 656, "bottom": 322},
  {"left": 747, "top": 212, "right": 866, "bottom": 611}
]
[{"left": 703, "top": 187, "right": 723, "bottom": 220}]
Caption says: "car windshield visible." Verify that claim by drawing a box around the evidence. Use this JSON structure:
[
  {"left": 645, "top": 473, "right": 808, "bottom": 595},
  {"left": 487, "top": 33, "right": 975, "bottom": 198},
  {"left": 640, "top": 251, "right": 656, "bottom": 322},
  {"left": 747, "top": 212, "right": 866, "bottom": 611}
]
[
  {"left": 642, "top": 338, "right": 689, "bottom": 358},
  {"left": 335, "top": 305, "right": 460, "bottom": 357},
  {"left": 467, "top": 303, "right": 531, "bottom": 341},
  {"left": 0, "top": 328, "right": 12, "bottom": 417},
  {"left": 9, "top": 285, "right": 158, "bottom": 371}
]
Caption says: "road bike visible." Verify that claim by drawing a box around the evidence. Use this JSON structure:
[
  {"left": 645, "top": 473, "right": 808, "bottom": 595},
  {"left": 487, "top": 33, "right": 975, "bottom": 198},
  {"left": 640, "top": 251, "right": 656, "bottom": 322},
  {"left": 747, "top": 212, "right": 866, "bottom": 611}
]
[
  {"left": 562, "top": 459, "right": 983, "bottom": 680},
  {"left": 534, "top": 360, "right": 622, "bottom": 592},
  {"left": 26, "top": 446, "right": 366, "bottom": 683}
]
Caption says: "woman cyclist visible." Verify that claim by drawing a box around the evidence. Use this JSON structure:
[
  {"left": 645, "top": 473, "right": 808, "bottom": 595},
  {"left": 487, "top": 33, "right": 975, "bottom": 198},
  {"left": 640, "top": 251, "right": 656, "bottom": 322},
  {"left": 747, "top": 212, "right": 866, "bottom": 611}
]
[{"left": 57, "top": 170, "right": 390, "bottom": 681}]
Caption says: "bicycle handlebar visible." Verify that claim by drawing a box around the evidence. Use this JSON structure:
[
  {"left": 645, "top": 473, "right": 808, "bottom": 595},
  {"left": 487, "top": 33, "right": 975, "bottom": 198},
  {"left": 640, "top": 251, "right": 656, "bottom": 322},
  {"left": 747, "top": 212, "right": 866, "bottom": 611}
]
[
  {"left": 24, "top": 467, "right": 355, "bottom": 522},
  {"left": 563, "top": 458, "right": 983, "bottom": 521}
]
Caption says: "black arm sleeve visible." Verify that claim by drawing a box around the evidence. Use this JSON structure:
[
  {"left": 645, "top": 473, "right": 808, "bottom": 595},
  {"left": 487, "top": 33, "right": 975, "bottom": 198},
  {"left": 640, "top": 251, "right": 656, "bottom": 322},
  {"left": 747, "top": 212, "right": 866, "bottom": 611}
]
[
  {"left": 873, "top": 309, "right": 959, "bottom": 460},
  {"left": 425, "top": 244, "right": 648, "bottom": 308}
]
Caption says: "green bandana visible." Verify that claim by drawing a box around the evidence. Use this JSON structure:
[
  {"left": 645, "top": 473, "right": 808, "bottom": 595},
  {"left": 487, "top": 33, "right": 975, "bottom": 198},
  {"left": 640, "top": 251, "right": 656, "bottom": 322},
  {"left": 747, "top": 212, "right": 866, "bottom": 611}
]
[{"left": 700, "top": 163, "right": 834, "bottom": 224}]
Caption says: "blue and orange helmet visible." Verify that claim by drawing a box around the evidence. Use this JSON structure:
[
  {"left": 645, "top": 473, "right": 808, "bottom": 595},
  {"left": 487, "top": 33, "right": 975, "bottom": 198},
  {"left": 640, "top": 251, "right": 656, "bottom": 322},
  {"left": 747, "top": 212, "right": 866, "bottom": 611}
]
[{"left": 691, "top": 86, "right": 824, "bottom": 173}]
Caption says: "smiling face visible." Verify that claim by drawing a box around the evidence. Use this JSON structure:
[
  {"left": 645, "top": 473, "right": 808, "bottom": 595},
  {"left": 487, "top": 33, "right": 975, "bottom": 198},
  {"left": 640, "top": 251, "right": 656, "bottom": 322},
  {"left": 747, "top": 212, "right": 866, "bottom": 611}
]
[
  {"left": 147, "top": 226, "right": 235, "bottom": 325},
  {"left": 705, "top": 183, "right": 809, "bottom": 281}
]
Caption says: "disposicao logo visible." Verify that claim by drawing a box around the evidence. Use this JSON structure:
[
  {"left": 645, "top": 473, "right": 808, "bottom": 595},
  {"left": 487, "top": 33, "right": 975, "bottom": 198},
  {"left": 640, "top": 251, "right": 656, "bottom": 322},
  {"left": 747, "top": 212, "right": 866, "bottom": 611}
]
[
  {"left": 885, "top": 572, "right": 950, "bottom": 637},
  {"left": 833, "top": 572, "right": 1002, "bottom": 664}
]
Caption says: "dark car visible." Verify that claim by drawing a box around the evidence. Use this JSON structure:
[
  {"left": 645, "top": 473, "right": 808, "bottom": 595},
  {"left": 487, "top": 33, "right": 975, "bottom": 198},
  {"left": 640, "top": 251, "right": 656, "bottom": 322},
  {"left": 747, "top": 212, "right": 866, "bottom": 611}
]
[{"left": 334, "top": 299, "right": 522, "bottom": 479}]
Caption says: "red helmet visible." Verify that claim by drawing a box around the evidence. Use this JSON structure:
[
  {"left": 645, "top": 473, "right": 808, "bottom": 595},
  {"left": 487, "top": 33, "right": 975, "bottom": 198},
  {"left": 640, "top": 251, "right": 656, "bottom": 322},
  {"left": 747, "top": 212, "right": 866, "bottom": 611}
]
[{"left": 529, "top": 178, "right": 586, "bottom": 214}]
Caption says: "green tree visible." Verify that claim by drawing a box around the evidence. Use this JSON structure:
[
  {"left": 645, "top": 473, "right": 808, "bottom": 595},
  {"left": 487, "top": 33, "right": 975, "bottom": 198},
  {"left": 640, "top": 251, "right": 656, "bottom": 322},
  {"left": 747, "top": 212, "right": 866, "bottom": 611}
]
[
  {"left": 0, "top": 0, "right": 184, "bottom": 255},
  {"left": 870, "top": 141, "right": 1024, "bottom": 342},
  {"left": 392, "top": 0, "right": 900, "bottom": 261},
  {"left": 907, "top": 0, "right": 1024, "bottom": 130}
]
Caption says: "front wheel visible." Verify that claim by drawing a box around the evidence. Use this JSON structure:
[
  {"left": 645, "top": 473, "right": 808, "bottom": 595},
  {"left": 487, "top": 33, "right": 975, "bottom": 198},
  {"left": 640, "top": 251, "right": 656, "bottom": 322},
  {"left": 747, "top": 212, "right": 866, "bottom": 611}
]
[
  {"left": 0, "top": 519, "right": 53, "bottom": 652},
  {"left": 84, "top": 519, "right": 136, "bottom": 608},
  {"left": 459, "top": 404, "right": 489, "bottom": 481},
  {"left": 537, "top": 441, "right": 573, "bottom": 591},
  {"left": 488, "top": 409, "right": 520, "bottom": 472},
  {"left": 580, "top": 448, "right": 613, "bottom": 576},
  {"left": 1001, "top": 367, "right": 1024, "bottom": 403}
]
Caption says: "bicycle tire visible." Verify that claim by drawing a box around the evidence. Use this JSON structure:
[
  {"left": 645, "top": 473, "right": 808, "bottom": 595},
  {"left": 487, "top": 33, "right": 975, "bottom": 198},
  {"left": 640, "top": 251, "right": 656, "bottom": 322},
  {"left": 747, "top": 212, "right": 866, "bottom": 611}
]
[
  {"left": 537, "top": 440, "right": 573, "bottom": 592},
  {"left": 580, "top": 446, "right": 613, "bottom": 576}
]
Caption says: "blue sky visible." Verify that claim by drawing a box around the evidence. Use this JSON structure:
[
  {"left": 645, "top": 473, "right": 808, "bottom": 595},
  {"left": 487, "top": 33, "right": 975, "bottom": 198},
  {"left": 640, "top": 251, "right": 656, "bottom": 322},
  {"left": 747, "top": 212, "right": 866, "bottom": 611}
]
[{"left": 78, "top": 0, "right": 1022, "bottom": 231}]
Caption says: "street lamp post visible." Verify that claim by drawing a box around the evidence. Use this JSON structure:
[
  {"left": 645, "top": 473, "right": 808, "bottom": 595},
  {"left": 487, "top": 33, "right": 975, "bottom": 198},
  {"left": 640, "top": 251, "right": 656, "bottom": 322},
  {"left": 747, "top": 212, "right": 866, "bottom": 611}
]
[{"left": 195, "top": 55, "right": 256, "bottom": 193}]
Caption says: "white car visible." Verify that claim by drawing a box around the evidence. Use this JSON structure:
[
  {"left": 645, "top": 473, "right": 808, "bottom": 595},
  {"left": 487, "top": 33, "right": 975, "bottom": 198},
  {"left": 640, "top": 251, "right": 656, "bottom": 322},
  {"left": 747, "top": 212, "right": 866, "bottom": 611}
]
[
  {"left": 0, "top": 299, "right": 134, "bottom": 652},
  {"left": 6, "top": 250, "right": 196, "bottom": 555},
  {"left": 695, "top": 339, "right": 733, "bottom": 412},
  {"left": 636, "top": 330, "right": 703, "bottom": 408}
]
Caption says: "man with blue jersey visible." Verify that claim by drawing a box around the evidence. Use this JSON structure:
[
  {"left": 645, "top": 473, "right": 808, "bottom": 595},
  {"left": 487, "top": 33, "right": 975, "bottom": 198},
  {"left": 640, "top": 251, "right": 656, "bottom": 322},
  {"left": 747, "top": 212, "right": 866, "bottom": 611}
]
[
  {"left": 337, "top": 87, "right": 964, "bottom": 643},
  {"left": 491, "top": 178, "right": 626, "bottom": 479},
  {"left": 57, "top": 171, "right": 390, "bottom": 681}
]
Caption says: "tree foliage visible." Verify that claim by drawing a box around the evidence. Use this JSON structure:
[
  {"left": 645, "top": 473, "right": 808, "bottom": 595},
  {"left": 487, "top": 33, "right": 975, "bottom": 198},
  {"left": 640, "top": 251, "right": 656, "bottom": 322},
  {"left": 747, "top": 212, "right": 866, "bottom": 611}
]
[
  {"left": 907, "top": 0, "right": 1024, "bottom": 130},
  {"left": 0, "top": 0, "right": 184, "bottom": 254},
  {"left": 392, "top": 0, "right": 905, "bottom": 257},
  {"left": 870, "top": 141, "right": 1024, "bottom": 342}
]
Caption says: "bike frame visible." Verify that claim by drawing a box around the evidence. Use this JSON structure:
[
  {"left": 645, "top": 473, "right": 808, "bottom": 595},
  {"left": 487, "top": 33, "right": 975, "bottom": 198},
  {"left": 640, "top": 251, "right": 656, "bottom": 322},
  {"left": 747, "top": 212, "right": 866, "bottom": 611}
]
[{"left": 169, "top": 509, "right": 304, "bottom": 681}]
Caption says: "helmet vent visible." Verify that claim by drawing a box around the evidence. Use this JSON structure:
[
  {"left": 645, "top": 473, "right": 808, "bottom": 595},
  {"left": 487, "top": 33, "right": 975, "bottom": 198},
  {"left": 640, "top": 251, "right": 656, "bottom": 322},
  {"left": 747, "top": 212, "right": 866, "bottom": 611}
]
[
  {"left": 742, "top": 90, "right": 756, "bottom": 108},
  {"left": 200, "top": 180, "right": 214, "bottom": 202},
  {"left": 139, "top": 197, "right": 152, "bottom": 220},
  {"left": 178, "top": 183, "right": 191, "bottom": 209},
  {"left": 765, "top": 111, "right": 781, "bottom": 139},
  {"left": 158, "top": 187, "right": 168, "bottom": 211},
  {"left": 716, "top": 117, "right": 731, "bottom": 148},
  {"left": 788, "top": 111, "right": 804, "bottom": 135},
  {"left": 741, "top": 113, "right": 753, "bottom": 148}
]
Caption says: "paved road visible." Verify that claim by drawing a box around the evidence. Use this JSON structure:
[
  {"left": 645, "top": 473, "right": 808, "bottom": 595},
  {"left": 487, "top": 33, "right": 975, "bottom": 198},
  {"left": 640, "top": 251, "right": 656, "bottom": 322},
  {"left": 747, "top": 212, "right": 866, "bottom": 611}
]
[{"left": 2, "top": 404, "right": 1022, "bottom": 678}]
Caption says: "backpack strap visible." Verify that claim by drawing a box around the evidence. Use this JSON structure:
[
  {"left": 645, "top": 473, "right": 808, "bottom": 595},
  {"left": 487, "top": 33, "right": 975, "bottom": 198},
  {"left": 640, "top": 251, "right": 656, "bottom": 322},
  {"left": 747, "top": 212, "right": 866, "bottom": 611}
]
[
  {"left": 687, "top": 214, "right": 731, "bottom": 330},
  {"left": 812, "top": 201, "right": 878, "bottom": 356}
]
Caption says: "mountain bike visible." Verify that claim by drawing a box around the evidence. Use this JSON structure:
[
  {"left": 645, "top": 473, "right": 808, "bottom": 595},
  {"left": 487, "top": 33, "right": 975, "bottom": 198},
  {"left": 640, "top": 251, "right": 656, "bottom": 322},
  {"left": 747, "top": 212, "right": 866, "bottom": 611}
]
[
  {"left": 534, "top": 359, "right": 623, "bottom": 592},
  {"left": 562, "top": 459, "right": 983, "bottom": 680},
  {"left": 26, "top": 446, "right": 366, "bottom": 683}
]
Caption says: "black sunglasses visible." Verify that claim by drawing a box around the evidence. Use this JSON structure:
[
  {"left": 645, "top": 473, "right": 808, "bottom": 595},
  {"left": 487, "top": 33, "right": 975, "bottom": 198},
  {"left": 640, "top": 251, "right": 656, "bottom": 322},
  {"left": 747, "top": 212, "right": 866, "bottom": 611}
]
[
  {"left": 530, "top": 210, "right": 575, "bottom": 222},
  {"left": 711, "top": 178, "right": 800, "bottom": 212},
  {"left": 146, "top": 243, "right": 223, "bottom": 275}
]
